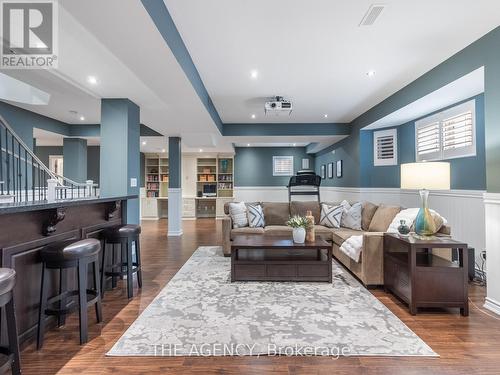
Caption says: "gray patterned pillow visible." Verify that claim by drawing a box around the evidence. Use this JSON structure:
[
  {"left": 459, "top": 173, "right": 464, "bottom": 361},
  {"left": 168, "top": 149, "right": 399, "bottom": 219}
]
[
  {"left": 342, "top": 202, "right": 362, "bottom": 230},
  {"left": 247, "top": 204, "right": 265, "bottom": 228},
  {"left": 229, "top": 202, "right": 248, "bottom": 228},
  {"left": 320, "top": 203, "right": 343, "bottom": 228}
]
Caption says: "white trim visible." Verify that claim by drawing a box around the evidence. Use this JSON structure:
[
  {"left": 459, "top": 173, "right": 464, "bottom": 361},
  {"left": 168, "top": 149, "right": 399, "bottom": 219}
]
[
  {"left": 168, "top": 188, "right": 182, "bottom": 193},
  {"left": 168, "top": 230, "right": 184, "bottom": 236},
  {"left": 320, "top": 186, "right": 485, "bottom": 199},
  {"left": 484, "top": 297, "right": 500, "bottom": 316},
  {"left": 484, "top": 192, "right": 500, "bottom": 205},
  {"left": 234, "top": 186, "right": 287, "bottom": 191}
]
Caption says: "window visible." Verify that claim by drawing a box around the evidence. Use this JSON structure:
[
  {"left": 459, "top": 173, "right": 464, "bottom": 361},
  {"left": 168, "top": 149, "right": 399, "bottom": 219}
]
[
  {"left": 273, "top": 156, "right": 294, "bottom": 176},
  {"left": 373, "top": 128, "right": 397, "bottom": 166},
  {"left": 416, "top": 100, "right": 476, "bottom": 161}
]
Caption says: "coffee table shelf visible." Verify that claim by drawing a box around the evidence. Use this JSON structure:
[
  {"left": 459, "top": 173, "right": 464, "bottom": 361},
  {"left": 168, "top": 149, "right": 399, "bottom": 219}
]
[{"left": 231, "top": 235, "right": 332, "bottom": 282}]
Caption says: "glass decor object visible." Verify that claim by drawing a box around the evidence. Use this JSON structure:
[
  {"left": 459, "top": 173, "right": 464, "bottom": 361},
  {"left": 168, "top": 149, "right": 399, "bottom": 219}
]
[
  {"left": 397, "top": 219, "right": 410, "bottom": 236},
  {"left": 400, "top": 162, "right": 450, "bottom": 236}
]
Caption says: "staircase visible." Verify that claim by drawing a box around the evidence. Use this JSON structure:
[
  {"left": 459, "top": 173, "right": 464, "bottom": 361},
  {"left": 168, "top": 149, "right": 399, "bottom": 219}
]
[{"left": 0, "top": 115, "right": 98, "bottom": 203}]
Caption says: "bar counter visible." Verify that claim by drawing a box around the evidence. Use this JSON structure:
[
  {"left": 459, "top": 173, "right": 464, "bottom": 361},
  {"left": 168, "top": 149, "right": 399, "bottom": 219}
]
[{"left": 0, "top": 195, "right": 137, "bottom": 345}]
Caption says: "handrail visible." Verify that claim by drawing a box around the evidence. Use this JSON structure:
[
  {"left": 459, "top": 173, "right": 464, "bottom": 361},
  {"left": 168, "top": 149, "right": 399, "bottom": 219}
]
[{"left": 0, "top": 114, "right": 61, "bottom": 183}]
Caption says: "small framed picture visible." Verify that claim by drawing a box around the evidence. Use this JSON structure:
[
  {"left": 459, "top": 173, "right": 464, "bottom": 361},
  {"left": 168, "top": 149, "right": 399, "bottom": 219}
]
[
  {"left": 327, "top": 163, "right": 333, "bottom": 179},
  {"left": 320, "top": 165, "right": 326, "bottom": 179},
  {"left": 336, "top": 160, "right": 343, "bottom": 178}
]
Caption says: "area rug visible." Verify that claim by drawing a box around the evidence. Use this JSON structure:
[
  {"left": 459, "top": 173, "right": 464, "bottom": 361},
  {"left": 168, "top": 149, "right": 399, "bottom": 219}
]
[{"left": 108, "top": 247, "right": 437, "bottom": 357}]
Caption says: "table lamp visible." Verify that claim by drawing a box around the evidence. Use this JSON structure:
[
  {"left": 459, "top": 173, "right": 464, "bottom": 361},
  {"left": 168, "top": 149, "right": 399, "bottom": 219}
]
[{"left": 400, "top": 162, "right": 450, "bottom": 236}]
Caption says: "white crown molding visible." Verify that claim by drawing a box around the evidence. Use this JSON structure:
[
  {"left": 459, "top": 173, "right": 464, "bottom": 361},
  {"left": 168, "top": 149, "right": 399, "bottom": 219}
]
[{"left": 484, "top": 297, "right": 500, "bottom": 316}]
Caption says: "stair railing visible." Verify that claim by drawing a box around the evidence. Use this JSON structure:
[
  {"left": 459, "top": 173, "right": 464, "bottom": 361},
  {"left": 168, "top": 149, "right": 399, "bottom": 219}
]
[{"left": 0, "top": 114, "right": 98, "bottom": 203}]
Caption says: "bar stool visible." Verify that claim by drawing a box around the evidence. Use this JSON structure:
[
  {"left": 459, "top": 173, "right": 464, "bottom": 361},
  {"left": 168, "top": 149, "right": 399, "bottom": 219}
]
[
  {"left": 101, "top": 225, "right": 142, "bottom": 299},
  {"left": 0, "top": 268, "right": 21, "bottom": 375},
  {"left": 37, "top": 239, "right": 102, "bottom": 349}
]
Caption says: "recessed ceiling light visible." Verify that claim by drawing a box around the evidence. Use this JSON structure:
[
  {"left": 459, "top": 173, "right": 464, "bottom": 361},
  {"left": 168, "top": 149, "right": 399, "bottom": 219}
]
[
  {"left": 366, "top": 70, "right": 376, "bottom": 78},
  {"left": 247, "top": 143, "right": 250, "bottom": 147},
  {"left": 324, "top": 114, "right": 328, "bottom": 118},
  {"left": 251, "top": 114, "right": 256, "bottom": 119},
  {"left": 79, "top": 116, "right": 85, "bottom": 121},
  {"left": 142, "top": 141, "right": 147, "bottom": 145},
  {"left": 293, "top": 143, "right": 297, "bottom": 147},
  {"left": 199, "top": 149, "right": 203, "bottom": 152},
  {"left": 250, "top": 70, "right": 258, "bottom": 79},
  {"left": 161, "top": 149, "right": 166, "bottom": 153},
  {"left": 87, "top": 75, "right": 98, "bottom": 85}
]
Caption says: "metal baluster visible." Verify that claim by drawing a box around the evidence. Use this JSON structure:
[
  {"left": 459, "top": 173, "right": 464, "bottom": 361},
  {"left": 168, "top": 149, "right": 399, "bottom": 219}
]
[
  {"left": 10, "top": 131, "right": 14, "bottom": 199},
  {"left": 24, "top": 147, "right": 28, "bottom": 201},
  {"left": 32, "top": 154, "right": 35, "bottom": 201},
  {"left": 5, "top": 128, "right": 9, "bottom": 195},
  {"left": 17, "top": 142, "right": 21, "bottom": 201}
]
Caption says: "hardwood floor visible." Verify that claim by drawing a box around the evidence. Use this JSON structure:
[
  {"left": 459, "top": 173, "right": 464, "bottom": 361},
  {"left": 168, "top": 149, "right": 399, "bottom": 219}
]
[{"left": 19, "top": 219, "right": 500, "bottom": 374}]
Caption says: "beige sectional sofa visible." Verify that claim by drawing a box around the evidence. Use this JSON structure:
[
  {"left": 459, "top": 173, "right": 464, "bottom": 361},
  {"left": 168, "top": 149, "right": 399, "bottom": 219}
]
[{"left": 222, "top": 201, "right": 450, "bottom": 286}]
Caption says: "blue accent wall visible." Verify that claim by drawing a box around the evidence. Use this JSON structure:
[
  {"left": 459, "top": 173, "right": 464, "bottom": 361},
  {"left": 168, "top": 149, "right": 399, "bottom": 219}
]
[
  {"left": 63, "top": 138, "right": 88, "bottom": 183},
  {"left": 235, "top": 147, "right": 314, "bottom": 187},
  {"left": 359, "top": 94, "right": 485, "bottom": 190}
]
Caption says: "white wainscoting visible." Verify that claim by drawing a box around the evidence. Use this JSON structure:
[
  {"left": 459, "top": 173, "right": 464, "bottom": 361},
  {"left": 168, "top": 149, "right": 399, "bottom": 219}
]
[
  {"left": 484, "top": 193, "right": 500, "bottom": 315},
  {"left": 234, "top": 185, "right": 486, "bottom": 266}
]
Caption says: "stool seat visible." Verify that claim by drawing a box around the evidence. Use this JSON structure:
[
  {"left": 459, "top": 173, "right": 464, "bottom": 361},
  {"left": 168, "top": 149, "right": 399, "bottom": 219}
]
[
  {"left": 104, "top": 224, "right": 141, "bottom": 240},
  {"left": 0, "top": 268, "right": 15, "bottom": 296},
  {"left": 41, "top": 239, "right": 100, "bottom": 263}
]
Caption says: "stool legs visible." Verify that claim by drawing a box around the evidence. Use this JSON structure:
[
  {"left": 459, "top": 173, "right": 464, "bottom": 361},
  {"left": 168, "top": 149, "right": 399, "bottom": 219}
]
[
  {"left": 37, "top": 264, "right": 48, "bottom": 350},
  {"left": 77, "top": 260, "right": 88, "bottom": 345},
  {"left": 58, "top": 269, "right": 67, "bottom": 327},
  {"left": 5, "top": 295, "right": 21, "bottom": 375},
  {"left": 93, "top": 261, "right": 103, "bottom": 323},
  {"left": 126, "top": 239, "right": 134, "bottom": 299},
  {"left": 135, "top": 239, "right": 142, "bottom": 289}
]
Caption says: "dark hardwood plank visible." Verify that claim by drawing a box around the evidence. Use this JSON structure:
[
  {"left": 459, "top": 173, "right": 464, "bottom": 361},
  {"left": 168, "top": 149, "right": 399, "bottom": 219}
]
[{"left": 19, "top": 219, "right": 500, "bottom": 375}]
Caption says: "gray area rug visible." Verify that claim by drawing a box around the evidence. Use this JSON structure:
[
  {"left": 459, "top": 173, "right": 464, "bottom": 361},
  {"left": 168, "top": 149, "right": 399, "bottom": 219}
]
[{"left": 108, "top": 247, "right": 437, "bottom": 357}]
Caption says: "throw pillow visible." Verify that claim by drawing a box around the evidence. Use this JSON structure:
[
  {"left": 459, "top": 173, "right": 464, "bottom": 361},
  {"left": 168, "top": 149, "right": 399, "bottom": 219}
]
[
  {"left": 339, "top": 200, "right": 352, "bottom": 225},
  {"left": 368, "top": 205, "right": 402, "bottom": 232},
  {"left": 320, "top": 203, "right": 343, "bottom": 228},
  {"left": 247, "top": 204, "right": 265, "bottom": 228},
  {"left": 341, "top": 202, "right": 362, "bottom": 230},
  {"left": 361, "top": 201, "right": 379, "bottom": 231},
  {"left": 229, "top": 202, "right": 248, "bottom": 228}
]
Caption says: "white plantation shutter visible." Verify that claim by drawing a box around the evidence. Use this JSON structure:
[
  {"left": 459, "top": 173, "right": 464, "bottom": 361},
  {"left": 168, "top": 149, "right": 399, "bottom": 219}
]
[
  {"left": 442, "top": 111, "right": 474, "bottom": 158},
  {"left": 273, "top": 156, "right": 294, "bottom": 176},
  {"left": 374, "top": 129, "right": 397, "bottom": 166},
  {"left": 416, "top": 99, "right": 476, "bottom": 161},
  {"left": 416, "top": 121, "right": 441, "bottom": 161}
]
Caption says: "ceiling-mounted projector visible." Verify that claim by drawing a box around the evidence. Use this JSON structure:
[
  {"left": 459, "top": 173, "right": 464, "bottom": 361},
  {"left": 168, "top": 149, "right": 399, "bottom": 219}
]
[{"left": 265, "top": 96, "right": 292, "bottom": 116}]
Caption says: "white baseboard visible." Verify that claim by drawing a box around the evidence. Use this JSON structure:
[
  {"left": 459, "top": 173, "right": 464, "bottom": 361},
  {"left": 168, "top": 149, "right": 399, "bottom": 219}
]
[
  {"left": 484, "top": 297, "right": 500, "bottom": 316},
  {"left": 168, "top": 230, "right": 183, "bottom": 236}
]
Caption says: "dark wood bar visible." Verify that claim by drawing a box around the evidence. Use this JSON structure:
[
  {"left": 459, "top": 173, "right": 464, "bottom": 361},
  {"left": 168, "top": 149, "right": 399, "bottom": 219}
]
[{"left": 0, "top": 195, "right": 136, "bottom": 345}]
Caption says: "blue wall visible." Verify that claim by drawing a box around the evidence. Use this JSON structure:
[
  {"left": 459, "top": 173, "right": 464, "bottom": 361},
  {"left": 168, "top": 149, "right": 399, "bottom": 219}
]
[
  {"left": 235, "top": 147, "right": 314, "bottom": 186},
  {"left": 358, "top": 95, "right": 485, "bottom": 190}
]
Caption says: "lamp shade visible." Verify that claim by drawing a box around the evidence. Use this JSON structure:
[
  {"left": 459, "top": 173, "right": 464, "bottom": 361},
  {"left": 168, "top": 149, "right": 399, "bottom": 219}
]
[{"left": 400, "top": 162, "right": 450, "bottom": 190}]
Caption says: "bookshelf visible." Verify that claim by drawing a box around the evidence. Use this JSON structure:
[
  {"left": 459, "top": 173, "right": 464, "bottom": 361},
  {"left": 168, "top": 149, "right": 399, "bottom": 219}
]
[{"left": 217, "top": 157, "right": 233, "bottom": 198}]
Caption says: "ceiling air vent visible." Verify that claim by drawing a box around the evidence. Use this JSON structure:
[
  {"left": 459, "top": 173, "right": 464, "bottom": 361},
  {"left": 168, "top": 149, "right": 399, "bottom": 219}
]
[{"left": 359, "top": 4, "right": 385, "bottom": 26}]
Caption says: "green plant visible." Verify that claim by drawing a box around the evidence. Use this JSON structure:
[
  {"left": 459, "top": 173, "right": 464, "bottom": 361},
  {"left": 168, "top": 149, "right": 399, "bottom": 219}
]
[{"left": 286, "top": 215, "right": 311, "bottom": 229}]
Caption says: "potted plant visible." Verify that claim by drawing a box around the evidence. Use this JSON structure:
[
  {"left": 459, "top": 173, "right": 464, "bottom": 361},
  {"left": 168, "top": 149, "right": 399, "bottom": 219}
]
[{"left": 286, "top": 215, "right": 311, "bottom": 244}]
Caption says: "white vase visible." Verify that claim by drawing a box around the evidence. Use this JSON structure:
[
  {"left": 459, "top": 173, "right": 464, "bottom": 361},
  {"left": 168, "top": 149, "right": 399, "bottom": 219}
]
[{"left": 292, "top": 227, "right": 306, "bottom": 244}]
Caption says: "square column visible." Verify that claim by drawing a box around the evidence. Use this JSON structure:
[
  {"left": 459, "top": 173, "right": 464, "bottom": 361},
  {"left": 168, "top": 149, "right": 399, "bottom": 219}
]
[
  {"left": 63, "top": 138, "right": 87, "bottom": 183},
  {"left": 168, "top": 137, "right": 182, "bottom": 236},
  {"left": 100, "top": 99, "right": 140, "bottom": 224}
]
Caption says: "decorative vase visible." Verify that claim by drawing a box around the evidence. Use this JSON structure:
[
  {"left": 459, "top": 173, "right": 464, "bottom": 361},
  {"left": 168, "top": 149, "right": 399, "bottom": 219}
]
[
  {"left": 415, "top": 189, "right": 437, "bottom": 236},
  {"left": 305, "top": 210, "right": 315, "bottom": 242},
  {"left": 397, "top": 219, "right": 410, "bottom": 236},
  {"left": 292, "top": 227, "right": 306, "bottom": 244}
]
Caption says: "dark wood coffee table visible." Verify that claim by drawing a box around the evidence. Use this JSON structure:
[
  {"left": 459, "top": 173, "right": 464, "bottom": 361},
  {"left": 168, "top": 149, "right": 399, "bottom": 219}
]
[{"left": 231, "top": 235, "right": 332, "bottom": 282}]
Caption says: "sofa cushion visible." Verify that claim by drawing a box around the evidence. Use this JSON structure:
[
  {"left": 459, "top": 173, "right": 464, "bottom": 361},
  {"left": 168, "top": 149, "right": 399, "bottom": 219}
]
[
  {"left": 341, "top": 202, "right": 362, "bottom": 230},
  {"left": 361, "top": 201, "right": 379, "bottom": 231},
  {"left": 228, "top": 202, "right": 248, "bottom": 228},
  {"left": 331, "top": 228, "right": 364, "bottom": 246},
  {"left": 290, "top": 201, "right": 321, "bottom": 224},
  {"left": 262, "top": 202, "right": 290, "bottom": 226},
  {"left": 264, "top": 225, "right": 293, "bottom": 236},
  {"left": 230, "top": 227, "right": 265, "bottom": 240},
  {"left": 319, "top": 203, "right": 343, "bottom": 228},
  {"left": 247, "top": 204, "right": 265, "bottom": 228},
  {"left": 314, "top": 225, "right": 334, "bottom": 240},
  {"left": 368, "top": 204, "right": 401, "bottom": 232}
]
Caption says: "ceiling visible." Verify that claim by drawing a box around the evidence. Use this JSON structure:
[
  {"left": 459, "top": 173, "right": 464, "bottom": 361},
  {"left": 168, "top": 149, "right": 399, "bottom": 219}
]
[
  {"left": 2, "top": 0, "right": 500, "bottom": 154},
  {"left": 165, "top": 0, "right": 500, "bottom": 123}
]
